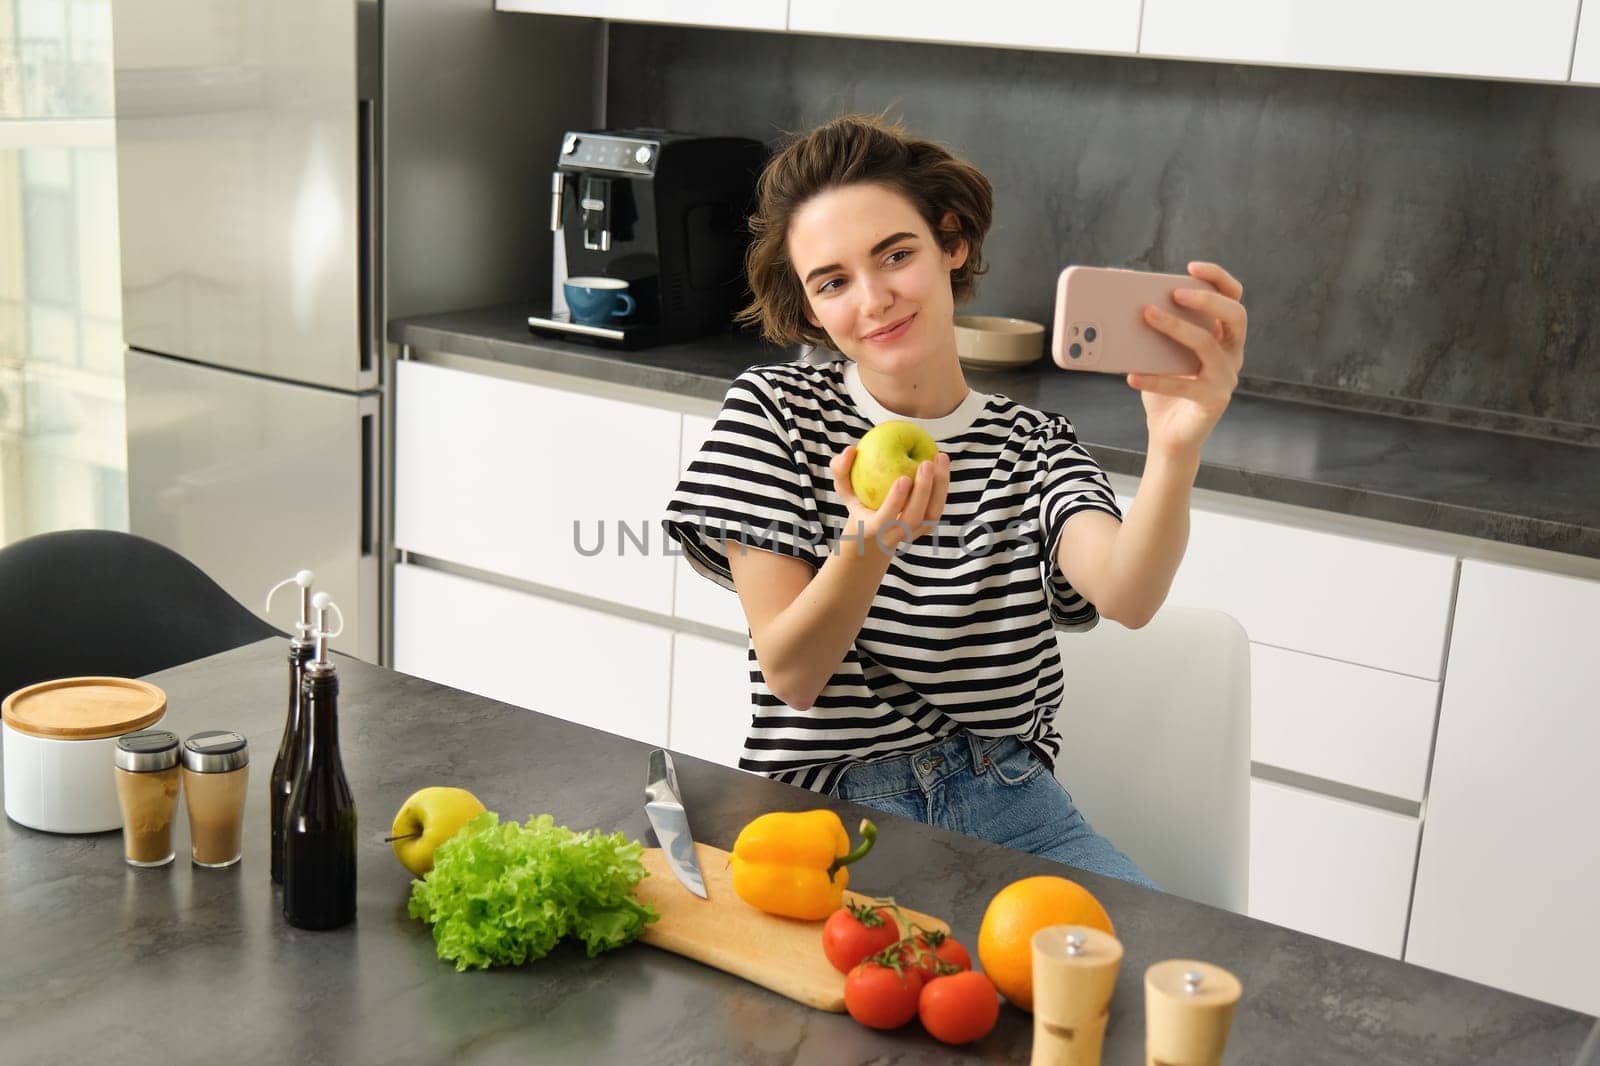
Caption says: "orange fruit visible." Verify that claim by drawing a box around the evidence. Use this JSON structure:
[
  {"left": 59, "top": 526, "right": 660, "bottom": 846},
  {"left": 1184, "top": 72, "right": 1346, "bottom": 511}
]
[{"left": 976, "top": 875, "right": 1114, "bottom": 1011}]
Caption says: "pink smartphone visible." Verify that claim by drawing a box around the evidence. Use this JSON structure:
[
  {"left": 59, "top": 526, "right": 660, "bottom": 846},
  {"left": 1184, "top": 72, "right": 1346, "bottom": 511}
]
[{"left": 1052, "top": 266, "right": 1213, "bottom": 375}]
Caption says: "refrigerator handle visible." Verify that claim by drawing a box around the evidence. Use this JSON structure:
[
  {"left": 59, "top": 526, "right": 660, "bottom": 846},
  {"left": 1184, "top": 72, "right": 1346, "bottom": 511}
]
[
  {"left": 361, "top": 413, "right": 376, "bottom": 558},
  {"left": 358, "top": 97, "right": 378, "bottom": 376}
]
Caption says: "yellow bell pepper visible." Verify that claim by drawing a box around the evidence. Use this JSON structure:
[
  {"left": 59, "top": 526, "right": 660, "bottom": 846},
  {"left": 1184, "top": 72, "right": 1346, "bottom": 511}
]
[{"left": 730, "top": 810, "right": 877, "bottom": 920}]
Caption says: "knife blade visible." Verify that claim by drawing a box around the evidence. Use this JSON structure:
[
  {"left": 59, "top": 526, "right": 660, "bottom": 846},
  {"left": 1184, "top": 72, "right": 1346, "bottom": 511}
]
[{"left": 644, "top": 748, "right": 708, "bottom": 898}]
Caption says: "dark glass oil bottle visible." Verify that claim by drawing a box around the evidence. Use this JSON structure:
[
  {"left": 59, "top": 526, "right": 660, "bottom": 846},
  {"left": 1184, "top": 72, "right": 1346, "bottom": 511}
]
[
  {"left": 270, "top": 638, "right": 313, "bottom": 885},
  {"left": 283, "top": 657, "right": 357, "bottom": 930}
]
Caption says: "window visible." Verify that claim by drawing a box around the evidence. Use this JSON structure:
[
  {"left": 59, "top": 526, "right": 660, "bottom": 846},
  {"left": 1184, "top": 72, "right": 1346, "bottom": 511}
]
[{"left": 0, "top": 0, "right": 126, "bottom": 542}]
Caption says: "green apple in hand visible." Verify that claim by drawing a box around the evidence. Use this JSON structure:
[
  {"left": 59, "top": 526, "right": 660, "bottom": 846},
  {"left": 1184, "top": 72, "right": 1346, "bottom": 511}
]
[
  {"left": 390, "top": 786, "right": 487, "bottom": 877},
  {"left": 851, "top": 420, "right": 940, "bottom": 509}
]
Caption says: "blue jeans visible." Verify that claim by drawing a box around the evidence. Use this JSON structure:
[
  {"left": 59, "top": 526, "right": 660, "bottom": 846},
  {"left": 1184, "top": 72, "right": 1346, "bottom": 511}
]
[{"left": 831, "top": 732, "right": 1158, "bottom": 889}]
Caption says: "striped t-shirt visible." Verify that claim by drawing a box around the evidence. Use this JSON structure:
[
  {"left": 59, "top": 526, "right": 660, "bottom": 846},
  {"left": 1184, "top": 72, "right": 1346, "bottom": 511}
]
[{"left": 664, "top": 357, "right": 1122, "bottom": 795}]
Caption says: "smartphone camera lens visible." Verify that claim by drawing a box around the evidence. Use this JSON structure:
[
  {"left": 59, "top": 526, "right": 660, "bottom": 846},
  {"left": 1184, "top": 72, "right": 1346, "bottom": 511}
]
[
  {"left": 1068, "top": 342, "right": 1083, "bottom": 359},
  {"left": 1084, "top": 327, "right": 1098, "bottom": 343}
]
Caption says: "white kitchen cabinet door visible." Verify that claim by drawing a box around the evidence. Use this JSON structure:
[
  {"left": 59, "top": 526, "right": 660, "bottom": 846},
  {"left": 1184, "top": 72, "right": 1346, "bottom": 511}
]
[
  {"left": 787, "top": 0, "right": 1141, "bottom": 55},
  {"left": 673, "top": 412, "right": 750, "bottom": 635},
  {"left": 1574, "top": 0, "right": 1600, "bottom": 83},
  {"left": 1405, "top": 561, "right": 1600, "bottom": 1017},
  {"left": 495, "top": 0, "right": 787, "bottom": 31},
  {"left": 1248, "top": 779, "right": 1421, "bottom": 958},
  {"left": 668, "top": 632, "right": 752, "bottom": 771},
  {"left": 1164, "top": 507, "right": 1457, "bottom": 679},
  {"left": 1251, "top": 645, "right": 1439, "bottom": 802},
  {"left": 1140, "top": 0, "right": 1582, "bottom": 82},
  {"left": 393, "top": 562, "right": 671, "bottom": 745},
  {"left": 395, "top": 360, "right": 680, "bottom": 615}
]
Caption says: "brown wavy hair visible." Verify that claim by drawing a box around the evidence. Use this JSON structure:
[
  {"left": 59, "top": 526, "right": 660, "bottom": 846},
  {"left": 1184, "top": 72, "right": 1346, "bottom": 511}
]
[{"left": 737, "top": 113, "right": 994, "bottom": 350}]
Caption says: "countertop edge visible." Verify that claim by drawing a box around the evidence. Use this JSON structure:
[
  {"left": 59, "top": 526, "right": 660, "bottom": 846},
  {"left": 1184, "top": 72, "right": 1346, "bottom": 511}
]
[{"left": 389, "top": 312, "right": 1600, "bottom": 565}]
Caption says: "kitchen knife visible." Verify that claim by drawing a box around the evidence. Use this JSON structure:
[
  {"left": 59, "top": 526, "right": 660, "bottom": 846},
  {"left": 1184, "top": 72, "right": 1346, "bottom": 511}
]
[{"left": 645, "top": 748, "right": 708, "bottom": 898}]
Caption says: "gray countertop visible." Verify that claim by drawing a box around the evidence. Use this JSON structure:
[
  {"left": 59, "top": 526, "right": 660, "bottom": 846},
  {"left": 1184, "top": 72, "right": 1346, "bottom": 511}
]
[
  {"left": 3, "top": 639, "right": 1591, "bottom": 1064},
  {"left": 391, "top": 305, "right": 1600, "bottom": 561}
]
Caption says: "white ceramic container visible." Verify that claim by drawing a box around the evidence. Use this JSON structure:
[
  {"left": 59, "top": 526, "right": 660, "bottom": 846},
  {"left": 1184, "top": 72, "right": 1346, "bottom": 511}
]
[
  {"left": 2, "top": 677, "right": 168, "bottom": 834},
  {"left": 954, "top": 315, "right": 1045, "bottom": 368}
]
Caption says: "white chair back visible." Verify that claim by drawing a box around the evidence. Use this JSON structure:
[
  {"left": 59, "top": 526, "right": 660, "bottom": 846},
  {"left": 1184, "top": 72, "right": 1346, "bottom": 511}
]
[{"left": 1053, "top": 607, "right": 1251, "bottom": 912}]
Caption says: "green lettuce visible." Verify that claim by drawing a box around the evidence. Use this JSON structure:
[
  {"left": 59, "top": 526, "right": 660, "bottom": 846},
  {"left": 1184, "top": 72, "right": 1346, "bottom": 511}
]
[{"left": 407, "top": 811, "right": 659, "bottom": 971}]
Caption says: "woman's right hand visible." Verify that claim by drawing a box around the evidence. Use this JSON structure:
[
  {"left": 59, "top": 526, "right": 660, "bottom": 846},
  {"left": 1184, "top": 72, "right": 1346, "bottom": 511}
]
[{"left": 829, "top": 446, "right": 952, "bottom": 557}]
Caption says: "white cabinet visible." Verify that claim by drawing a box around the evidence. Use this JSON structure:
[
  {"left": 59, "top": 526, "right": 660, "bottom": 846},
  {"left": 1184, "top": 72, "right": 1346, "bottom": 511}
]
[
  {"left": 1575, "top": 1, "right": 1600, "bottom": 83},
  {"left": 495, "top": 0, "right": 787, "bottom": 32},
  {"left": 1166, "top": 506, "right": 1457, "bottom": 679},
  {"left": 673, "top": 412, "right": 749, "bottom": 635},
  {"left": 499, "top": 0, "right": 1594, "bottom": 84},
  {"left": 1140, "top": 0, "right": 1583, "bottom": 82},
  {"left": 395, "top": 360, "right": 680, "bottom": 615},
  {"left": 1251, "top": 645, "right": 1439, "bottom": 801},
  {"left": 1120, "top": 488, "right": 1453, "bottom": 952},
  {"left": 393, "top": 562, "right": 672, "bottom": 744},
  {"left": 1405, "top": 561, "right": 1600, "bottom": 1016},
  {"left": 788, "top": 0, "right": 1142, "bottom": 55},
  {"left": 668, "top": 415, "right": 753, "bottom": 772},
  {"left": 1249, "top": 779, "right": 1421, "bottom": 958},
  {"left": 669, "top": 632, "right": 751, "bottom": 770}
]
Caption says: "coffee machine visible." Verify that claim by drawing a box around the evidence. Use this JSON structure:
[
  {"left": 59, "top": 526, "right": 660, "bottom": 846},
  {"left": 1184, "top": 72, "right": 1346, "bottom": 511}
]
[{"left": 529, "top": 129, "right": 767, "bottom": 349}]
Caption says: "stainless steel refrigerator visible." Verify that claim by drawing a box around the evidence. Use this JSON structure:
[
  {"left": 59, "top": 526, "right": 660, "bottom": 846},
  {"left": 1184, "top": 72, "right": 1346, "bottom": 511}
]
[{"left": 112, "top": 0, "right": 598, "bottom": 662}]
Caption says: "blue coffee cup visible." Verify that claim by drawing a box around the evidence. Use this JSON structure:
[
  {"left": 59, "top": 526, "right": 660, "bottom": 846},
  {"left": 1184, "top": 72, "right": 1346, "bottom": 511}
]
[{"left": 564, "top": 276, "right": 636, "bottom": 326}]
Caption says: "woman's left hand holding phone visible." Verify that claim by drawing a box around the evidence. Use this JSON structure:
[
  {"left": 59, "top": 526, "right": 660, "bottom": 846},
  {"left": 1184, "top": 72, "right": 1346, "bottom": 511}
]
[
  {"left": 1055, "top": 262, "right": 1245, "bottom": 626},
  {"left": 1131, "top": 260, "right": 1248, "bottom": 457}
]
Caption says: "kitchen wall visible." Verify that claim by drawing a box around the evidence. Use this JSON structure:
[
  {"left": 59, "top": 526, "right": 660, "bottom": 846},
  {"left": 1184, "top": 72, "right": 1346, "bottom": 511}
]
[{"left": 605, "top": 26, "right": 1600, "bottom": 437}]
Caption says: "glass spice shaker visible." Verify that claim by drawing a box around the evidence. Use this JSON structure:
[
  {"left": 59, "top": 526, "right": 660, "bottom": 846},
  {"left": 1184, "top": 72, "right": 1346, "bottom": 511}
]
[
  {"left": 181, "top": 731, "right": 250, "bottom": 868},
  {"left": 113, "top": 729, "right": 182, "bottom": 867}
]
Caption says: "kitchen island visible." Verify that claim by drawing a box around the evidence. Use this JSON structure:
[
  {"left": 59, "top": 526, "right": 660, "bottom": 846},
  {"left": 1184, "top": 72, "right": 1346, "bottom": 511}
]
[{"left": 2, "top": 639, "right": 1591, "bottom": 1064}]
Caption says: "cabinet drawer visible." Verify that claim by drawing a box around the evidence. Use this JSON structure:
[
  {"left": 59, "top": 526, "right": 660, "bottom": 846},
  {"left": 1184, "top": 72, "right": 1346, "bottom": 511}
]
[
  {"left": 395, "top": 360, "right": 679, "bottom": 615},
  {"left": 674, "top": 557, "right": 746, "bottom": 635},
  {"left": 1139, "top": 0, "right": 1580, "bottom": 82},
  {"left": 1248, "top": 779, "right": 1420, "bottom": 959},
  {"left": 495, "top": 0, "right": 787, "bottom": 31},
  {"left": 393, "top": 562, "right": 670, "bottom": 745},
  {"left": 1252, "top": 645, "right": 1439, "bottom": 801},
  {"left": 788, "top": 0, "right": 1141, "bottom": 54},
  {"left": 673, "top": 413, "right": 750, "bottom": 635},
  {"left": 1167, "top": 507, "right": 1456, "bottom": 678},
  {"left": 668, "top": 633, "right": 751, "bottom": 771}
]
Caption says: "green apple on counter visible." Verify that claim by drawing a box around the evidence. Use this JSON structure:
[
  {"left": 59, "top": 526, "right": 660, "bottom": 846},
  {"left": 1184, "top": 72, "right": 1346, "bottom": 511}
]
[
  {"left": 851, "top": 420, "right": 940, "bottom": 510},
  {"left": 390, "top": 786, "right": 487, "bottom": 876}
]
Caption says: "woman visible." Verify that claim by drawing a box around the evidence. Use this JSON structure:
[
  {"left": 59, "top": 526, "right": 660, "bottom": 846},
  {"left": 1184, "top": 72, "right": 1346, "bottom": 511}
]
[{"left": 664, "top": 114, "right": 1246, "bottom": 887}]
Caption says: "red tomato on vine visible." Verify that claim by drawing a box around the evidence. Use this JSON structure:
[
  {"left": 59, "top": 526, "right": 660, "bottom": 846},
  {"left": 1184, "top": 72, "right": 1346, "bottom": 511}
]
[
  {"left": 896, "top": 928, "right": 972, "bottom": 980},
  {"left": 823, "top": 903, "right": 901, "bottom": 974},
  {"left": 844, "top": 960, "right": 924, "bottom": 1030},
  {"left": 919, "top": 970, "right": 1000, "bottom": 1045}
]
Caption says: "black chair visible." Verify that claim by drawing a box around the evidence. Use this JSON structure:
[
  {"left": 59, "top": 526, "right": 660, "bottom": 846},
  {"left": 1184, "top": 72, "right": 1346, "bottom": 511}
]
[{"left": 0, "top": 529, "right": 279, "bottom": 700}]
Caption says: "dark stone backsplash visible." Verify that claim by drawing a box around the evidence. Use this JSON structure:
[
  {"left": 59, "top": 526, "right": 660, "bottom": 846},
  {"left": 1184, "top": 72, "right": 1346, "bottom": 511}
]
[{"left": 604, "top": 25, "right": 1600, "bottom": 432}]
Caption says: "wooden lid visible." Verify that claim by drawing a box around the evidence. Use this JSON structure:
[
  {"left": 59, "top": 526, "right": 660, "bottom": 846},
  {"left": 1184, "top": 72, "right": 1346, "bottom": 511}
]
[
  {"left": 1033, "top": 924, "right": 1124, "bottom": 966},
  {"left": 1144, "top": 959, "right": 1242, "bottom": 1007},
  {"left": 2, "top": 677, "right": 167, "bottom": 740}
]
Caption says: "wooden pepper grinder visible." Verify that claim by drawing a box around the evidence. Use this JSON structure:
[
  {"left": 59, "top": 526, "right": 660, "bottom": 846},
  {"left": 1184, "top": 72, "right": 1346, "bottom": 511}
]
[
  {"left": 1143, "top": 959, "right": 1242, "bottom": 1066},
  {"left": 1030, "top": 925, "right": 1124, "bottom": 1066}
]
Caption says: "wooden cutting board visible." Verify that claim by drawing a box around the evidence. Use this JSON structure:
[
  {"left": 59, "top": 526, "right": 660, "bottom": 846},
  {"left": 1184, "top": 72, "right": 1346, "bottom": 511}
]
[{"left": 635, "top": 842, "right": 948, "bottom": 1012}]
